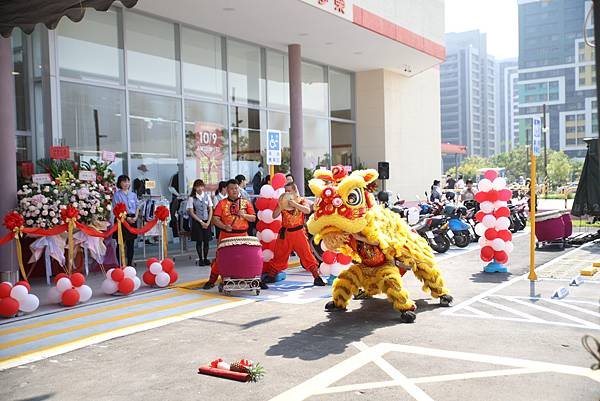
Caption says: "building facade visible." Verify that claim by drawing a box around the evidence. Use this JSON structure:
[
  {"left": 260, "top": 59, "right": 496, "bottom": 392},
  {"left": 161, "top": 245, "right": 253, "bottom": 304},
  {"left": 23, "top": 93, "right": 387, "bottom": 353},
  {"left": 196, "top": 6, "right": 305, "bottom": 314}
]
[
  {"left": 8, "top": 0, "right": 445, "bottom": 202},
  {"left": 496, "top": 58, "right": 519, "bottom": 153},
  {"left": 518, "top": 0, "right": 597, "bottom": 158},
  {"left": 441, "top": 30, "right": 496, "bottom": 172}
]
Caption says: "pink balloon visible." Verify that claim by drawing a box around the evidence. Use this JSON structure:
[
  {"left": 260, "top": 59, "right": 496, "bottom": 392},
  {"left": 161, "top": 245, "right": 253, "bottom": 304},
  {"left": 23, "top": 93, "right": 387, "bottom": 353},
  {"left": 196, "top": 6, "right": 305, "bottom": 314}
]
[
  {"left": 484, "top": 170, "right": 498, "bottom": 181},
  {"left": 271, "top": 173, "right": 286, "bottom": 190}
]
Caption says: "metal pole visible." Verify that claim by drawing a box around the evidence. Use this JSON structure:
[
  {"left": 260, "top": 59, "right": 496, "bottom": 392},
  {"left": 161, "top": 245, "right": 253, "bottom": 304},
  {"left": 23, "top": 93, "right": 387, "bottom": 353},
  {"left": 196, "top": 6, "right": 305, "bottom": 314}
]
[
  {"left": 542, "top": 103, "right": 547, "bottom": 193},
  {"left": 528, "top": 146, "right": 537, "bottom": 281},
  {"left": 455, "top": 153, "right": 458, "bottom": 180},
  {"left": 593, "top": 0, "right": 600, "bottom": 171}
]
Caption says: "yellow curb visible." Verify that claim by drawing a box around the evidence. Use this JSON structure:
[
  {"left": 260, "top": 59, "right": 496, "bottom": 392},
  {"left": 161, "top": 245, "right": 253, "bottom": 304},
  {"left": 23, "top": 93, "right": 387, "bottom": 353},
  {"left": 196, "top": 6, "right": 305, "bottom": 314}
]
[
  {"left": 580, "top": 266, "right": 599, "bottom": 276},
  {"left": 593, "top": 261, "right": 600, "bottom": 268}
]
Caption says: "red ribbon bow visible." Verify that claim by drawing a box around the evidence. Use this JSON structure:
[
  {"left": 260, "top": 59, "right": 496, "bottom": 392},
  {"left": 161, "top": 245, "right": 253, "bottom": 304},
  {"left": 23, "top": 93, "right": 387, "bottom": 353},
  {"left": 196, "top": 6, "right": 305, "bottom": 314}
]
[
  {"left": 60, "top": 205, "right": 79, "bottom": 221},
  {"left": 155, "top": 205, "right": 170, "bottom": 221},
  {"left": 4, "top": 211, "right": 24, "bottom": 231},
  {"left": 210, "top": 358, "right": 223, "bottom": 368},
  {"left": 113, "top": 202, "right": 127, "bottom": 219}
]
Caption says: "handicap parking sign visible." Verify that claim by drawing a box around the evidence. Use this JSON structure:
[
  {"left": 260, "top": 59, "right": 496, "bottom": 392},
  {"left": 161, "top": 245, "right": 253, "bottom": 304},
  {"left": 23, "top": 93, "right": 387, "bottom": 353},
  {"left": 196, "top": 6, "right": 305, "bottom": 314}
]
[{"left": 267, "top": 130, "right": 282, "bottom": 165}]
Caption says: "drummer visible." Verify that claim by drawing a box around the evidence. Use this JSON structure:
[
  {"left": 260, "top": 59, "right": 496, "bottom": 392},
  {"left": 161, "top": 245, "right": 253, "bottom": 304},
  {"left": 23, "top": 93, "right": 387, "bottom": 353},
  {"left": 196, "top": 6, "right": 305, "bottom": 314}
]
[
  {"left": 203, "top": 179, "right": 263, "bottom": 289},
  {"left": 263, "top": 182, "right": 326, "bottom": 286}
]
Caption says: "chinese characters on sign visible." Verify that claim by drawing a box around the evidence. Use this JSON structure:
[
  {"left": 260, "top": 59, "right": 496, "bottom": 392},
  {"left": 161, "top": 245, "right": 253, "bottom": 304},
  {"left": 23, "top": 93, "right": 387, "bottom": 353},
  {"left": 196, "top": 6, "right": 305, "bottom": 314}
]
[
  {"left": 194, "top": 122, "right": 224, "bottom": 190},
  {"left": 49, "top": 146, "right": 70, "bottom": 160},
  {"left": 532, "top": 117, "right": 541, "bottom": 157},
  {"left": 101, "top": 150, "right": 116, "bottom": 162},
  {"left": 267, "top": 130, "right": 282, "bottom": 166},
  {"left": 303, "top": 0, "right": 353, "bottom": 19}
]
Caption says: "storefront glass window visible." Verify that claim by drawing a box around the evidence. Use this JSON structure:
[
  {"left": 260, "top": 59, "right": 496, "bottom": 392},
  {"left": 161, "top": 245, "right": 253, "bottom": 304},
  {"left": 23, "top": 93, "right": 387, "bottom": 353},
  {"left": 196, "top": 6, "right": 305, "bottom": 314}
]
[
  {"left": 12, "top": 30, "right": 30, "bottom": 131},
  {"left": 57, "top": 9, "right": 123, "bottom": 85},
  {"left": 181, "top": 27, "right": 225, "bottom": 101},
  {"left": 184, "top": 100, "right": 229, "bottom": 191},
  {"left": 329, "top": 69, "right": 352, "bottom": 120},
  {"left": 230, "top": 106, "right": 266, "bottom": 183},
  {"left": 16, "top": 136, "right": 33, "bottom": 187},
  {"left": 303, "top": 116, "right": 330, "bottom": 170},
  {"left": 302, "top": 62, "right": 328, "bottom": 116},
  {"left": 266, "top": 50, "right": 289, "bottom": 110},
  {"left": 227, "top": 39, "right": 264, "bottom": 106},
  {"left": 129, "top": 92, "right": 182, "bottom": 197},
  {"left": 331, "top": 121, "right": 354, "bottom": 167},
  {"left": 267, "top": 111, "right": 291, "bottom": 174},
  {"left": 126, "top": 12, "right": 179, "bottom": 94},
  {"left": 60, "top": 82, "right": 127, "bottom": 176}
]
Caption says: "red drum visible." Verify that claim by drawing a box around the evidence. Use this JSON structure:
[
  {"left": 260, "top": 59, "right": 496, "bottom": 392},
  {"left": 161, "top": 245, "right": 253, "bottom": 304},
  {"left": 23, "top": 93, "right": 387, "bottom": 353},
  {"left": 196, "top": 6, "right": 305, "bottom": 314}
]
[
  {"left": 217, "top": 236, "right": 263, "bottom": 278},
  {"left": 561, "top": 210, "right": 573, "bottom": 238},
  {"left": 535, "top": 211, "right": 565, "bottom": 242}
]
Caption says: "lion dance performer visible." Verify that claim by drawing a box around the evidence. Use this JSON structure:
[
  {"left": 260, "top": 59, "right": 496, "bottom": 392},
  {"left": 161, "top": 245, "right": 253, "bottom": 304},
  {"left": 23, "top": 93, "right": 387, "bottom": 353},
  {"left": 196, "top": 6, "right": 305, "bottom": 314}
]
[
  {"left": 306, "top": 166, "right": 453, "bottom": 323},
  {"left": 263, "top": 182, "right": 326, "bottom": 286}
]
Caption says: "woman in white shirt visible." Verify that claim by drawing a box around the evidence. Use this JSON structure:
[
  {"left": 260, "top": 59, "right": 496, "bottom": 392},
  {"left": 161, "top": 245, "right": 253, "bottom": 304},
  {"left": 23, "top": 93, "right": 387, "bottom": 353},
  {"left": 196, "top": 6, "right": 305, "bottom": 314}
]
[{"left": 187, "top": 179, "right": 213, "bottom": 266}]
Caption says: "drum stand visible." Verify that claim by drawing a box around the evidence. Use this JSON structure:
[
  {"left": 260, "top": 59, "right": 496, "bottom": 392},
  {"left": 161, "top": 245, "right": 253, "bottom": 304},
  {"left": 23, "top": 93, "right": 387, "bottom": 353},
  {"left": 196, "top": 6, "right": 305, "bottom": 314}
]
[{"left": 218, "top": 277, "right": 262, "bottom": 296}]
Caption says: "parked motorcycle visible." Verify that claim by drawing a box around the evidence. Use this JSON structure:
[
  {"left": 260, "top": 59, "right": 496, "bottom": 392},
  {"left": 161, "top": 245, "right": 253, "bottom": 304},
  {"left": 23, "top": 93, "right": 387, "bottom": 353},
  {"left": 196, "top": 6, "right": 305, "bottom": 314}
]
[
  {"left": 412, "top": 215, "right": 451, "bottom": 253},
  {"left": 443, "top": 204, "right": 472, "bottom": 248}
]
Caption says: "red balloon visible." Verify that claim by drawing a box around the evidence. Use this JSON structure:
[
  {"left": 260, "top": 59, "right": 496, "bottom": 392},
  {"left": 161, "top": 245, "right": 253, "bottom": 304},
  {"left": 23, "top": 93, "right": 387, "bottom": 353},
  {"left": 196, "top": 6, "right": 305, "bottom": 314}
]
[
  {"left": 474, "top": 192, "right": 488, "bottom": 203},
  {"left": 497, "top": 230, "right": 512, "bottom": 242},
  {"left": 62, "top": 288, "right": 80, "bottom": 306},
  {"left": 0, "top": 297, "right": 19, "bottom": 317},
  {"left": 484, "top": 170, "right": 498, "bottom": 180},
  {"left": 487, "top": 190, "right": 498, "bottom": 202},
  {"left": 271, "top": 173, "right": 287, "bottom": 190},
  {"left": 255, "top": 197, "right": 269, "bottom": 211},
  {"left": 494, "top": 207, "right": 510, "bottom": 218},
  {"left": 0, "top": 282, "right": 13, "bottom": 298},
  {"left": 70, "top": 273, "right": 85, "bottom": 287},
  {"left": 268, "top": 199, "right": 279, "bottom": 210},
  {"left": 268, "top": 220, "right": 282, "bottom": 233},
  {"left": 143, "top": 271, "right": 156, "bottom": 286},
  {"left": 256, "top": 221, "right": 268, "bottom": 232},
  {"left": 53, "top": 273, "right": 68, "bottom": 284},
  {"left": 484, "top": 229, "right": 498, "bottom": 241},
  {"left": 261, "top": 241, "right": 276, "bottom": 251},
  {"left": 480, "top": 246, "right": 494, "bottom": 262},
  {"left": 498, "top": 189, "right": 513, "bottom": 201},
  {"left": 337, "top": 253, "right": 352, "bottom": 265},
  {"left": 475, "top": 211, "right": 486, "bottom": 223},
  {"left": 494, "top": 250, "right": 508, "bottom": 264},
  {"left": 146, "top": 257, "right": 159, "bottom": 268},
  {"left": 161, "top": 258, "right": 175, "bottom": 273},
  {"left": 15, "top": 281, "right": 31, "bottom": 292},
  {"left": 111, "top": 268, "right": 125, "bottom": 282},
  {"left": 118, "top": 278, "right": 135, "bottom": 295},
  {"left": 168, "top": 270, "right": 178, "bottom": 284},
  {"left": 322, "top": 251, "right": 337, "bottom": 264}
]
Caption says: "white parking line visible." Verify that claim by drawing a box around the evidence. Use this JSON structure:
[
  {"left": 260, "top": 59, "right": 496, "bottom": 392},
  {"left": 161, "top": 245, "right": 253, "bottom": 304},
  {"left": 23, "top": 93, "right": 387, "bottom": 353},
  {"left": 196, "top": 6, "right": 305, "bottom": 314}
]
[
  {"left": 478, "top": 298, "right": 545, "bottom": 322},
  {"left": 500, "top": 296, "right": 600, "bottom": 329}
]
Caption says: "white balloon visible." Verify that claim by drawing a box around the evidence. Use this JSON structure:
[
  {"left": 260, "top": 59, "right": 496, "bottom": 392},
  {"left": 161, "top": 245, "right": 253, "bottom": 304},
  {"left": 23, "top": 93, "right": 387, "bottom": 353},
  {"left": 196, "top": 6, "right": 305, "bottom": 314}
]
[
  {"left": 155, "top": 272, "right": 170, "bottom": 287},
  {"left": 19, "top": 294, "right": 40, "bottom": 313},
  {"left": 259, "top": 185, "right": 275, "bottom": 199},
  {"left": 76, "top": 285, "right": 93, "bottom": 302},
  {"left": 482, "top": 214, "right": 497, "bottom": 228},
  {"left": 505, "top": 241, "right": 514, "bottom": 254},
  {"left": 261, "top": 209, "right": 274, "bottom": 224},
  {"left": 330, "top": 262, "right": 345, "bottom": 276},
  {"left": 56, "top": 277, "right": 72, "bottom": 293},
  {"left": 1, "top": 281, "right": 12, "bottom": 288},
  {"left": 474, "top": 223, "right": 487, "bottom": 237},
  {"left": 123, "top": 266, "right": 137, "bottom": 278},
  {"left": 133, "top": 276, "right": 141, "bottom": 291},
  {"left": 320, "top": 241, "right": 329, "bottom": 251},
  {"left": 478, "top": 236, "right": 488, "bottom": 247},
  {"left": 101, "top": 278, "right": 118, "bottom": 295},
  {"left": 47, "top": 287, "right": 61, "bottom": 303},
  {"left": 478, "top": 178, "right": 492, "bottom": 192},
  {"left": 149, "top": 262, "right": 163, "bottom": 275},
  {"left": 262, "top": 249, "right": 274, "bottom": 262},
  {"left": 491, "top": 238, "right": 506, "bottom": 251},
  {"left": 255, "top": 231, "right": 262, "bottom": 242},
  {"left": 492, "top": 177, "right": 507, "bottom": 190},
  {"left": 493, "top": 200, "right": 508, "bottom": 209},
  {"left": 319, "top": 262, "right": 332, "bottom": 276},
  {"left": 10, "top": 285, "right": 29, "bottom": 302},
  {"left": 106, "top": 268, "right": 115, "bottom": 279},
  {"left": 261, "top": 229, "right": 276, "bottom": 243},
  {"left": 256, "top": 210, "right": 264, "bottom": 221},
  {"left": 495, "top": 216, "right": 511, "bottom": 230},
  {"left": 275, "top": 188, "right": 285, "bottom": 198},
  {"left": 480, "top": 201, "right": 494, "bottom": 214}
]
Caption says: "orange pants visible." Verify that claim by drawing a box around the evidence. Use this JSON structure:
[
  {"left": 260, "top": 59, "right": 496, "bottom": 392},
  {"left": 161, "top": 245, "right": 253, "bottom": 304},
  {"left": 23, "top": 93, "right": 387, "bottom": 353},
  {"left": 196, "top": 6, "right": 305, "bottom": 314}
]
[
  {"left": 207, "top": 231, "right": 247, "bottom": 284},
  {"left": 263, "top": 228, "right": 319, "bottom": 278}
]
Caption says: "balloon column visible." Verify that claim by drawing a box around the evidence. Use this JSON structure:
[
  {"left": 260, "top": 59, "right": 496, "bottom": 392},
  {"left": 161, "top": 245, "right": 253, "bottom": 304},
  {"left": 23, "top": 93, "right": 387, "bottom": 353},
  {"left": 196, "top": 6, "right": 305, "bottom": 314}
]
[
  {"left": 0, "top": 281, "right": 40, "bottom": 317},
  {"left": 101, "top": 266, "right": 141, "bottom": 296},
  {"left": 256, "top": 173, "right": 285, "bottom": 281},
  {"left": 48, "top": 272, "right": 93, "bottom": 306},
  {"left": 318, "top": 248, "right": 353, "bottom": 285},
  {"left": 142, "top": 257, "right": 178, "bottom": 288},
  {"left": 473, "top": 170, "right": 514, "bottom": 273}
]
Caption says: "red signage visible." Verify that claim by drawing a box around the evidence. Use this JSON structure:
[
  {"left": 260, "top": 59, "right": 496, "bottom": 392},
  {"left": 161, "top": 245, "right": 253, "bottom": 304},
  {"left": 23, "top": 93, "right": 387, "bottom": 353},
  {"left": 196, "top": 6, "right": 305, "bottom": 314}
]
[
  {"left": 49, "top": 146, "right": 70, "bottom": 160},
  {"left": 194, "top": 122, "right": 225, "bottom": 191},
  {"left": 20, "top": 162, "right": 34, "bottom": 177}
]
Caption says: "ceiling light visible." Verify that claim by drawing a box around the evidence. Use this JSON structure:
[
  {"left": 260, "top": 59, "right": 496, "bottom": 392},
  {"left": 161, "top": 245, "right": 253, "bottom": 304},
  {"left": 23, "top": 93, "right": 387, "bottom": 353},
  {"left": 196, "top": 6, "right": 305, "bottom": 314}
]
[
  {"left": 299, "top": 33, "right": 309, "bottom": 37},
  {"left": 353, "top": 51, "right": 362, "bottom": 55},
  {"left": 223, "top": 7, "right": 235, "bottom": 11},
  {"left": 325, "top": 42, "right": 334, "bottom": 45},
  {"left": 11, "top": 71, "right": 20, "bottom": 75}
]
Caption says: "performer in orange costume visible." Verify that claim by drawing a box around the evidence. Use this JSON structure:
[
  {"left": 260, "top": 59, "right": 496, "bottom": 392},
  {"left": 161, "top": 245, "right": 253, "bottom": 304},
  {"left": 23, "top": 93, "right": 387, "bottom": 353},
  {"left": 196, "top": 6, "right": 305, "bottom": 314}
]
[
  {"left": 203, "top": 179, "right": 263, "bottom": 289},
  {"left": 263, "top": 182, "right": 326, "bottom": 286}
]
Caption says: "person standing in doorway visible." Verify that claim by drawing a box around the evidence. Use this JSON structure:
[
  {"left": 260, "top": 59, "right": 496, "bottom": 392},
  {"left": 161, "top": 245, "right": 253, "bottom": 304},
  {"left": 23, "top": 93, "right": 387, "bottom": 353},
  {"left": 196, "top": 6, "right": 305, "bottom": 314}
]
[
  {"left": 235, "top": 174, "right": 250, "bottom": 200},
  {"left": 212, "top": 181, "right": 227, "bottom": 239},
  {"left": 112, "top": 175, "right": 139, "bottom": 266},
  {"left": 187, "top": 179, "right": 213, "bottom": 266}
]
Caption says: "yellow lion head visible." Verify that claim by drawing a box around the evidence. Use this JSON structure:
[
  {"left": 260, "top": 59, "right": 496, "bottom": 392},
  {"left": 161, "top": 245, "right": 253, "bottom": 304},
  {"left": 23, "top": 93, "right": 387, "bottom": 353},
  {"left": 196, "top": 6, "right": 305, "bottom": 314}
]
[{"left": 306, "top": 165, "right": 378, "bottom": 238}]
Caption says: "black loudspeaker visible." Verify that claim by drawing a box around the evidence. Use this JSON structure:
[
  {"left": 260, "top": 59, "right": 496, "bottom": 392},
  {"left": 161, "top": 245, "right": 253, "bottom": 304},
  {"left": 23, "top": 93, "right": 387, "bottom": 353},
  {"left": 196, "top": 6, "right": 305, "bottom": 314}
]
[{"left": 377, "top": 161, "right": 389, "bottom": 180}]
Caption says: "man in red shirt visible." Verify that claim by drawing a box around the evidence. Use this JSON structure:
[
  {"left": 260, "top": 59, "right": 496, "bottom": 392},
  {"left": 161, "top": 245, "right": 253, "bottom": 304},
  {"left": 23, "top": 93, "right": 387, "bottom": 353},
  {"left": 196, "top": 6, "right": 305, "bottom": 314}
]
[
  {"left": 203, "top": 179, "right": 262, "bottom": 289},
  {"left": 263, "top": 182, "right": 325, "bottom": 286}
]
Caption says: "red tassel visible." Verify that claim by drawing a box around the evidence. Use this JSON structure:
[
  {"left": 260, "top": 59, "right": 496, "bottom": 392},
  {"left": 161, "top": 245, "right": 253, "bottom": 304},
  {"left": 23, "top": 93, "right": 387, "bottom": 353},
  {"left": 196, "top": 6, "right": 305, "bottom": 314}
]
[{"left": 198, "top": 366, "right": 249, "bottom": 382}]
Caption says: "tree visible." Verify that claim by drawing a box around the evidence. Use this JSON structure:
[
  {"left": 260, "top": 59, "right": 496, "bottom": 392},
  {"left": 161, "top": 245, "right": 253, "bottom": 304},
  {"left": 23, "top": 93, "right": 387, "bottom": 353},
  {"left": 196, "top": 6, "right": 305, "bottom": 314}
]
[
  {"left": 445, "top": 156, "right": 489, "bottom": 180},
  {"left": 569, "top": 158, "right": 584, "bottom": 182},
  {"left": 547, "top": 151, "right": 572, "bottom": 188}
]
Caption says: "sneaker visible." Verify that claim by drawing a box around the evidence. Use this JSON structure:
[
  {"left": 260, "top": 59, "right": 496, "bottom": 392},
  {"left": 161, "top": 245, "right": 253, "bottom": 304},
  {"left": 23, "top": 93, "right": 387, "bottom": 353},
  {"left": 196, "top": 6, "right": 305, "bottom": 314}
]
[
  {"left": 259, "top": 281, "right": 269, "bottom": 290},
  {"left": 313, "top": 276, "right": 326, "bottom": 286},
  {"left": 262, "top": 275, "right": 276, "bottom": 283},
  {"left": 202, "top": 281, "right": 215, "bottom": 290},
  {"left": 203, "top": 259, "right": 211, "bottom": 266}
]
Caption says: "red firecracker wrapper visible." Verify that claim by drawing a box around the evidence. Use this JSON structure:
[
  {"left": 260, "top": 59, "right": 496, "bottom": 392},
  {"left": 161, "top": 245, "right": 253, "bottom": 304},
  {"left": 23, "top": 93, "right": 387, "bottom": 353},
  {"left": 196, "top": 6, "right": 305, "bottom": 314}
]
[{"left": 198, "top": 366, "right": 249, "bottom": 382}]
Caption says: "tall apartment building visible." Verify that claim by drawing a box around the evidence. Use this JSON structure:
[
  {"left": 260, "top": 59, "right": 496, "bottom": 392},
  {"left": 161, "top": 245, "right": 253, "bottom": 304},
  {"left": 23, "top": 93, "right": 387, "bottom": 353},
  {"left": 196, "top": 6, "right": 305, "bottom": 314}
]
[
  {"left": 441, "top": 30, "right": 497, "bottom": 171},
  {"left": 496, "top": 59, "right": 519, "bottom": 153},
  {"left": 518, "top": 0, "right": 596, "bottom": 158}
]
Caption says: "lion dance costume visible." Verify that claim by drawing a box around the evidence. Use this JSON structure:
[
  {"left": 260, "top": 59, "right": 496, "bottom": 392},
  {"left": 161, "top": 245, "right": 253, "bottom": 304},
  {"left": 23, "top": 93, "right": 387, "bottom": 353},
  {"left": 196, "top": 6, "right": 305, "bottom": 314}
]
[{"left": 306, "top": 166, "right": 453, "bottom": 323}]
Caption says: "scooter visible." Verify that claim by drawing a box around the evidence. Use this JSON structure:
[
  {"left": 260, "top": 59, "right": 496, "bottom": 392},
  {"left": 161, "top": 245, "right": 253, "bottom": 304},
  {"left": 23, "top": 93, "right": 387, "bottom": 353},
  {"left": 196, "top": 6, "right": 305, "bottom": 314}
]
[
  {"left": 444, "top": 204, "right": 472, "bottom": 248},
  {"left": 412, "top": 214, "right": 451, "bottom": 253}
]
